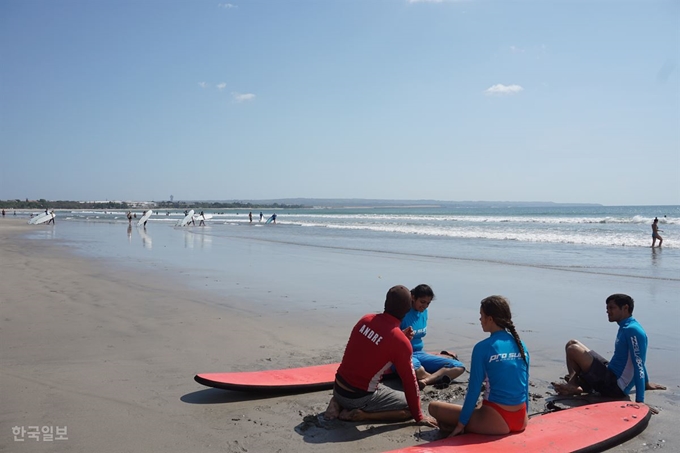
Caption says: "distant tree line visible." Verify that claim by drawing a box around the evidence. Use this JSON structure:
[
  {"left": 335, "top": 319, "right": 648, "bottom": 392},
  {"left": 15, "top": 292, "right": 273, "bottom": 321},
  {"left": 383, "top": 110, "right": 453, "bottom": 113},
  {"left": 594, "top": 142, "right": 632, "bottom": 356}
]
[
  {"left": 0, "top": 199, "right": 308, "bottom": 210},
  {"left": 0, "top": 199, "right": 131, "bottom": 209},
  {"left": 154, "top": 201, "right": 308, "bottom": 209}
]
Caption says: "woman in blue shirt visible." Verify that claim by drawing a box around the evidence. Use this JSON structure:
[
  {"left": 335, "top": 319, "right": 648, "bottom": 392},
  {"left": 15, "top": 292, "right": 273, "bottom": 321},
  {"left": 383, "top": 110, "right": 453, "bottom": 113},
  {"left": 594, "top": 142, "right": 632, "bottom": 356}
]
[
  {"left": 428, "top": 295, "right": 529, "bottom": 436},
  {"left": 400, "top": 284, "right": 465, "bottom": 389}
]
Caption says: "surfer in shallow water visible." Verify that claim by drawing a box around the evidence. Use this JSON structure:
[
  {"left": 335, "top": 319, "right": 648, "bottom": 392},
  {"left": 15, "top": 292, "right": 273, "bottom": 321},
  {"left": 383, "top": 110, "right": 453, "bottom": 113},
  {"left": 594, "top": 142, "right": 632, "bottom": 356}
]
[
  {"left": 428, "top": 296, "right": 530, "bottom": 436},
  {"left": 651, "top": 217, "right": 663, "bottom": 247}
]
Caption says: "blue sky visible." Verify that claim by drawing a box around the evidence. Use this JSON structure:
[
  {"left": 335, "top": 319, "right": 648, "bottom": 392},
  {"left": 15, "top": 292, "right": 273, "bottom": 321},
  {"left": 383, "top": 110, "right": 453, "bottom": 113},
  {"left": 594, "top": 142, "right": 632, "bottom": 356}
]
[{"left": 1, "top": 0, "right": 678, "bottom": 205}]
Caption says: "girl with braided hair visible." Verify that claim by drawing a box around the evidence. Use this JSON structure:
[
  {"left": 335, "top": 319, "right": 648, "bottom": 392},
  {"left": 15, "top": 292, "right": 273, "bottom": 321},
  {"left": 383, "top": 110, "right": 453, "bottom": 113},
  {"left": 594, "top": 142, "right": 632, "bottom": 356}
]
[{"left": 428, "top": 295, "right": 530, "bottom": 437}]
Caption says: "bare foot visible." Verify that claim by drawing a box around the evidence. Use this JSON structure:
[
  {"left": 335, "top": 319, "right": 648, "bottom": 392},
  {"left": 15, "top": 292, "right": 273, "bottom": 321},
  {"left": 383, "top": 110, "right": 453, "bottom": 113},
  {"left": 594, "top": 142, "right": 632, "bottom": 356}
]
[
  {"left": 323, "top": 397, "right": 341, "bottom": 420},
  {"left": 339, "top": 408, "right": 367, "bottom": 422},
  {"left": 440, "top": 350, "right": 459, "bottom": 360},
  {"left": 552, "top": 381, "right": 584, "bottom": 396},
  {"left": 646, "top": 382, "right": 667, "bottom": 391},
  {"left": 418, "top": 379, "right": 427, "bottom": 391}
]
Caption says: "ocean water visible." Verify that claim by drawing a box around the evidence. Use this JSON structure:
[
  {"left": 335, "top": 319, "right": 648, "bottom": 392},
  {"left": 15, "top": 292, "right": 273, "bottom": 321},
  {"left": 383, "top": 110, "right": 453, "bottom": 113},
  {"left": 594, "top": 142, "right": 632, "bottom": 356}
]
[
  {"left": 23, "top": 204, "right": 680, "bottom": 281},
  {"left": 18, "top": 204, "right": 680, "bottom": 385}
]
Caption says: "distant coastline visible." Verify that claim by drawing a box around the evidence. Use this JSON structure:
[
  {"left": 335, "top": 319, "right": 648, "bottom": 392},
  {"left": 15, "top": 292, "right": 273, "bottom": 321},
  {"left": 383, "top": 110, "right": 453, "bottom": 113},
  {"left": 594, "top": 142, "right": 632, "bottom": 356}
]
[{"left": 0, "top": 198, "right": 604, "bottom": 211}]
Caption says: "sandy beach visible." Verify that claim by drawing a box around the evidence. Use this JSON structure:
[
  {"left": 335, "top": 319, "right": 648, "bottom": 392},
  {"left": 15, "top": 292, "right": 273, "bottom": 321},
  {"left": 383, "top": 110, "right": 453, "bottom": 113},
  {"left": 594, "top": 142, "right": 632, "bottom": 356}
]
[{"left": 1, "top": 217, "right": 678, "bottom": 453}]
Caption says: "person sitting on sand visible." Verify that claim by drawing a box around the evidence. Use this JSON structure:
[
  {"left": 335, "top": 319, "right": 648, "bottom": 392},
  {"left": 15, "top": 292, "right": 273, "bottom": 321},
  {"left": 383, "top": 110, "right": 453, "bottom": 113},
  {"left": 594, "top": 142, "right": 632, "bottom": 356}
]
[
  {"left": 552, "top": 293, "right": 666, "bottom": 403},
  {"left": 652, "top": 217, "right": 663, "bottom": 248},
  {"left": 428, "top": 295, "right": 529, "bottom": 436},
  {"left": 324, "top": 285, "right": 437, "bottom": 427},
  {"left": 400, "top": 284, "right": 465, "bottom": 390}
]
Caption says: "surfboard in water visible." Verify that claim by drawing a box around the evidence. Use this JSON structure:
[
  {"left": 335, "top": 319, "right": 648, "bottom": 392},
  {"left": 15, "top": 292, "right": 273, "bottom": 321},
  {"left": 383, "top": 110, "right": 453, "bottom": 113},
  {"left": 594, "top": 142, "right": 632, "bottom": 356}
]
[
  {"left": 195, "top": 363, "right": 339, "bottom": 392},
  {"left": 192, "top": 213, "right": 213, "bottom": 222},
  {"left": 177, "top": 209, "right": 195, "bottom": 227},
  {"left": 34, "top": 212, "right": 55, "bottom": 225},
  {"left": 28, "top": 212, "right": 50, "bottom": 224},
  {"left": 382, "top": 401, "right": 651, "bottom": 453},
  {"left": 137, "top": 209, "right": 153, "bottom": 227}
]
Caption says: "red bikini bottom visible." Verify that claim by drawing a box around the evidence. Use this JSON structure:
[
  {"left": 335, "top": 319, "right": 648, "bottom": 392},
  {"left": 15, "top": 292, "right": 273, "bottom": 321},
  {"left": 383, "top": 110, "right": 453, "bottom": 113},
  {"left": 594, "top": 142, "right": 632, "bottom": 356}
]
[{"left": 482, "top": 400, "right": 527, "bottom": 432}]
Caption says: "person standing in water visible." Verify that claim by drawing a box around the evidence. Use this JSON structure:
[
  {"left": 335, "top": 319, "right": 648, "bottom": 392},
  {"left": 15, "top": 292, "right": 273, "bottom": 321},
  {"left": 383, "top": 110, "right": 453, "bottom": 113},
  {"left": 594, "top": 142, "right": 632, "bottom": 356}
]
[{"left": 651, "top": 217, "right": 663, "bottom": 247}]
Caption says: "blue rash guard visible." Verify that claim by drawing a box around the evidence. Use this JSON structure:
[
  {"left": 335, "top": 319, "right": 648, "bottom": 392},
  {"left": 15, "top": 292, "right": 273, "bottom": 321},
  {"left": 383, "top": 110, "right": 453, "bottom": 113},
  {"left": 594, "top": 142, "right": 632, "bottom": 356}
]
[
  {"left": 400, "top": 308, "right": 427, "bottom": 352},
  {"left": 608, "top": 317, "right": 649, "bottom": 403},
  {"left": 459, "top": 330, "right": 529, "bottom": 426}
]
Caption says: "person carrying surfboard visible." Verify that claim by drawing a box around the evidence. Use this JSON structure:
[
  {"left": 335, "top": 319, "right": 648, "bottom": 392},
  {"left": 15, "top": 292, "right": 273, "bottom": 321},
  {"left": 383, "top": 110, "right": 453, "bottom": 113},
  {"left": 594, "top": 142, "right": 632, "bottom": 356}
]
[
  {"left": 323, "top": 285, "right": 438, "bottom": 427},
  {"left": 400, "top": 284, "right": 466, "bottom": 390},
  {"left": 552, "top": 293, "right": 666, "bottom": 403},
  {"left": 428, "top": 295, "right": 530, "bottom": 437}
]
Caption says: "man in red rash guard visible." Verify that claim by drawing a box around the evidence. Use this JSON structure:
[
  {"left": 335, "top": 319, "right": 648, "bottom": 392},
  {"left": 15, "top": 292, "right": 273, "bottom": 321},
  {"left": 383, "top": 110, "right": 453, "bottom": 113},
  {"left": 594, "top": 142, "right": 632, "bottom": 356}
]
[{"left": 324, "top": 285, "right": 438, "bottom": 426}]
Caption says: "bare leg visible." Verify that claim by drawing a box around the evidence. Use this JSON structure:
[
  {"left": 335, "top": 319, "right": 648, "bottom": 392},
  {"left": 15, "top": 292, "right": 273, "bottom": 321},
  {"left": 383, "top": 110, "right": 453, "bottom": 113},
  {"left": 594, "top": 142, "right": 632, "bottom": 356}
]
[
  {"left": 421, "top": 367, "right": 465, "bottom": 386},
  {"left": 553, "top": 340, "right": 595, "bottom": 395},
  {"left": 564, "top": 339, "right": 593, "bottom": 379},
  {"left": 428, "top": 401, "right": 462, "bottom": 429}
]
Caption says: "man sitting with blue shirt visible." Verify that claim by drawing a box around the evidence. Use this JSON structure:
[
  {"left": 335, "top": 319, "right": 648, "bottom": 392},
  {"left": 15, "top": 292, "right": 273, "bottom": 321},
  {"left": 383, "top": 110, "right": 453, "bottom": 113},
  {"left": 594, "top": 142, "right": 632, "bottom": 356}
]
[{"left": 552, "top": 293, "right": 665, "bottom": 403}]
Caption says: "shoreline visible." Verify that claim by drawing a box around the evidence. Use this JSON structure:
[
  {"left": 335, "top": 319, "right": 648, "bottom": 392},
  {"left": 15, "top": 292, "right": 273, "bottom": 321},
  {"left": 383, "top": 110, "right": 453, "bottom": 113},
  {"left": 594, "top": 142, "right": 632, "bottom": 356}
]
[{"left": 1, "top": 217, "right": 677, "bottom": 452}]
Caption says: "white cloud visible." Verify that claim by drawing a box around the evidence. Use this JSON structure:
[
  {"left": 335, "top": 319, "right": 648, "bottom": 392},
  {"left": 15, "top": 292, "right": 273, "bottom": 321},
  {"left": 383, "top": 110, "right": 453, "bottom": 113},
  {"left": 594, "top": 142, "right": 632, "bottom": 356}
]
[
  {"left": 484, "top": 84, "right": 524, "bottom": 95},
  {"left": 509, "top": 45, "right": 525, "bottom": 54},
  {"left": 218, "top": 3, "right": 237, "bottom": 9},
  {"left": 217, "top": 83, "right": 227, "bottom": 91},
  {"left": 232, "top": 92, "right": 255, "bottom": 102},
  {"left": 198, "top": 82, "right": 207, "bottom": 89}
]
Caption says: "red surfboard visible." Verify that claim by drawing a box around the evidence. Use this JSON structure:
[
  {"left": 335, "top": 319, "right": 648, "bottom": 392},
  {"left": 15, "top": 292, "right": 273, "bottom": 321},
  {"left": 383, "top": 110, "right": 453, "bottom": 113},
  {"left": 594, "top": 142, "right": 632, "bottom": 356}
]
[
  {"left": 383, "top": 402, "right": 651, "bottom": 453},
  {"left": 194, "top": 363, "right": 339, "bottom": 392}
]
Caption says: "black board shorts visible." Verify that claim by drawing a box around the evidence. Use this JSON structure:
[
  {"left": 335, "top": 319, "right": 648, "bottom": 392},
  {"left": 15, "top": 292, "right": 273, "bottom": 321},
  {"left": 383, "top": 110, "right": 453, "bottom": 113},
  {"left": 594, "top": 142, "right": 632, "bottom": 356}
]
[{"left": 579, "top": 350, "right": 626, "bottom": 398}]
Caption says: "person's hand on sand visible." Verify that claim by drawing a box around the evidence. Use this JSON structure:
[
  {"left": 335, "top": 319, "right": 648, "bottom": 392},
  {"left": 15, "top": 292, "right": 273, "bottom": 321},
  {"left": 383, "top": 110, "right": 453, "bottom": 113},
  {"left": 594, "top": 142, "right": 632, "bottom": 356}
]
[
  {"left": 448, "top": 422, "right": 465, "bottom": 437},
  {"left": 646, "top": 381, "right": 666, "bottom": 391},
  {"left": 417, "top": 415, "right": 438, "bottom": 428},
  {"left": 402, "top": 326, "right": 415, "bottom": 341}
]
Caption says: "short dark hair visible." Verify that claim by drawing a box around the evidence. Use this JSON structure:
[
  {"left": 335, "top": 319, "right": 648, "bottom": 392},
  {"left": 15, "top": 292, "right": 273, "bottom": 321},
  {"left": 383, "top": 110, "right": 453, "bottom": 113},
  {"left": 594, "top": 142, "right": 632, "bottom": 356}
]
[
  {"left": 384, "top": 285, "right": 412, "bottom": 320},
  {"left": 606, "top": 293, "right": 634, "bottom": 314},
  {"left": 410, "top": 284, "right": 435, "bottom": 300}
]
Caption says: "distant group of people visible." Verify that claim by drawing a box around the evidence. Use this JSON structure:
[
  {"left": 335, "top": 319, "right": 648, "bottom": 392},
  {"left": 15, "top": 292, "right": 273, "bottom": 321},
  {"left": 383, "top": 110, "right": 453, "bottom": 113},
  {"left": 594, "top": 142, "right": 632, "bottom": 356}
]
[{"left": 323, "top": 284, "right": 664, "bottom": 437}]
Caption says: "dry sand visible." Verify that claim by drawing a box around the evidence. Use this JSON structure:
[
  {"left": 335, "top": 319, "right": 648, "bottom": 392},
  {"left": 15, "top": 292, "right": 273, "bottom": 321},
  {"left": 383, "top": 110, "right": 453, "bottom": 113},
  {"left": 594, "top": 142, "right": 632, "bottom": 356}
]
[{"left": 1, "top": 218, "right": 677, "bottom": 452}]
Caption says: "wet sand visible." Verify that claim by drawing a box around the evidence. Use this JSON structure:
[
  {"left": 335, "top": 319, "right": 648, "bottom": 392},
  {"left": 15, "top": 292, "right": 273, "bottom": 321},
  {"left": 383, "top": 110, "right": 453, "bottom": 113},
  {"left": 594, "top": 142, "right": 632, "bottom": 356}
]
[{"left": 1, "top": 217, "right": 677, "bottom": 452}]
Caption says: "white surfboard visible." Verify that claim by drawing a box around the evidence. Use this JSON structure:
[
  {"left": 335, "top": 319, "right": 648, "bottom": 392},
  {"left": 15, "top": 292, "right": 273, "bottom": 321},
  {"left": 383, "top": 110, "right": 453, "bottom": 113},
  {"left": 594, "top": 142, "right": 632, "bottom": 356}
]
[
  {"left": 28, "top": 212, "right": 50, "bottom": 224},
  {"left": 192, "top": 213, "right": 213, "bottom": 222},
  {"left": 34, "top": 212, "right": 55, "bottom": 225},
  {"left": 137, "top": 209, "right": 153, "bottom": 227},
  {"left": 177, "top": 209, "right": 195, "bottom": 227}
]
